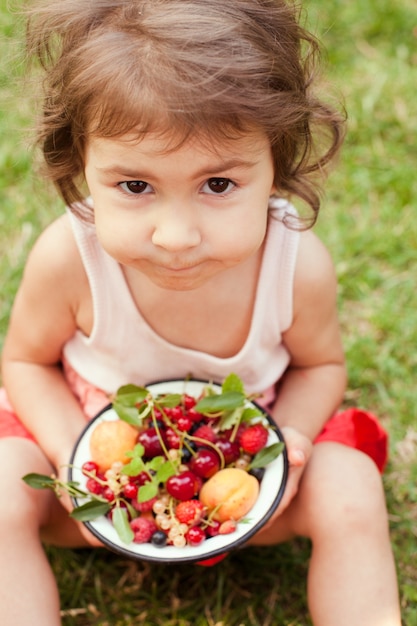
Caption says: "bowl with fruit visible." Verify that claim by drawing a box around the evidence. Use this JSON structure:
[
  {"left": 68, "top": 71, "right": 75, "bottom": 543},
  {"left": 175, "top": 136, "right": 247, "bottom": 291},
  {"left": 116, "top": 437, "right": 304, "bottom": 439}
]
[{"left": 45, "top": 375, "right": 287, "bottom": 563}]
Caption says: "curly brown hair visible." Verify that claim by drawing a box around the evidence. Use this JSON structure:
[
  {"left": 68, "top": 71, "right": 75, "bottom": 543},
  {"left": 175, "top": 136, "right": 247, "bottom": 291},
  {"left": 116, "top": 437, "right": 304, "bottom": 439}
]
[{"left": 24, "top": 0, "right": 345, "bottom": 224}]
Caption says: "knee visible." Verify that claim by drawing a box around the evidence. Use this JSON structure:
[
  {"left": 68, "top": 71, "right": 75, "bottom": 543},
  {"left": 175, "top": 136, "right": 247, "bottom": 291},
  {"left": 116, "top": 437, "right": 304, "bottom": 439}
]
[
  {"left": 0, "top": 438, "right": 52, "bottom": 527},
  {"left": 297, "top": 443, "right": 389, "bottom": 539}
]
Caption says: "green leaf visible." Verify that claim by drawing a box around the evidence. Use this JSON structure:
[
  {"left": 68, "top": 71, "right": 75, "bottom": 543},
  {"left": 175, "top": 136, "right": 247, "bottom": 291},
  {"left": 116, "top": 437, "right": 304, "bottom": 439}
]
[
  {"left": 156, "top": 393, "right": 183, "bottom": 408},
  {"left": 70, "top": 500, "right": 111, "bottom": 521},
  {"left": 146, "top": 456, "right": 165, "bottom": 472},
  {"left": 155, "top": 461, "right": 177, "bottom": 484},
  {"left": 250, "top": 442, "right": 285, "bottom": 469},
  {"left": 112, "top": 401, "right": 142, "bottom": 426},
  {"left": 121, "top": 457, "right": 146, "bottom": 476},
  {"left": 115, "top": 384, "right": 149, "bottom": 405},
  {"left": 240, "top": 407, "right": 263, "bottom": 422},
  {"left": 138, "top": 481, "right": 158, "bottom": 503},
  {"left": 222, "top": 372, "right": 245, "bottom": 394},
  {"left": 218, "top": 407, "right": 244, "bottom": 431},
  {"left": 112, "top": 506, "right": 134, "bottom": 544},
  {"left": 195, "top": 391, "right": 245, "bottom": 414},
  {"left": 22, "top": 473, "right": 57, "bottom": 489}
]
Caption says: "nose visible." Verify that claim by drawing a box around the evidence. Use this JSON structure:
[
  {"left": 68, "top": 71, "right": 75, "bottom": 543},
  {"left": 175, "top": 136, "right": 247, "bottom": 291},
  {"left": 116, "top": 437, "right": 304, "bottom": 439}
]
[{"left": 151, "top": 203, "right": 201, "bottom": 251}]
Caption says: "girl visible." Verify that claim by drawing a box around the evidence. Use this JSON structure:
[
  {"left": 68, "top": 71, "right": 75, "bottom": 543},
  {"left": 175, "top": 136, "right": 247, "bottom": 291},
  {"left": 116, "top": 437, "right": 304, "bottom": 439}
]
[{"left": 0, "top": 0, "right": 401, "bottom": 624}]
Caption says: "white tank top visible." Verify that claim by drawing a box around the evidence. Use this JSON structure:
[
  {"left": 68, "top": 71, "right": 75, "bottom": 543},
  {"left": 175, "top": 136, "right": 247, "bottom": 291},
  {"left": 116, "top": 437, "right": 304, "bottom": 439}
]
[{"left": 63, "top": 199, "right": 299, "bottom": 399}]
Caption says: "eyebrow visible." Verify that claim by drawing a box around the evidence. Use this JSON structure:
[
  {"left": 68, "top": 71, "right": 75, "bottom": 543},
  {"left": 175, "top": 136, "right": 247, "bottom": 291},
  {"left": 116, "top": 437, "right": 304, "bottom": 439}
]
[{"left": 96, "top": 157, "right": 259, "bottom": 179}]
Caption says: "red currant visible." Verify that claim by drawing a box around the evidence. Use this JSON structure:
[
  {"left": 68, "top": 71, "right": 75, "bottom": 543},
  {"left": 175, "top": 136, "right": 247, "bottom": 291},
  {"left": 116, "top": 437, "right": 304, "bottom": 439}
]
[
  {"left": 86, "top": 477, "right": 104, "bottom": 495},
  {"left": 123, "top": 482, "right": 139, "bottom": 500},
  {"left": 81, "top": 460, "right": 99, "bottom": 476},
  {"left": 185, "top": 526, "right": 206, "bottom": 546}
]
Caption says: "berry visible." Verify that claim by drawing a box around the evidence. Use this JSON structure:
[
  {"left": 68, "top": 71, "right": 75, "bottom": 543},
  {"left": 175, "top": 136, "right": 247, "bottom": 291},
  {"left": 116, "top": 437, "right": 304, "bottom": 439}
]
[
  {"left": 185, "top": 526, "right": 206, "bottom": 546},
  {"left": 122, "top": 482, "right": 139, "bottom": 500},
  {"left": 86, "top": 477, "right": 104, "bottom": 495},
  {"left": 166, "top": 470, "right": 199, "bottom": 500},
  {"left": 81, "top": 460, "right": 99, "bottom": 476},
  {"left": 215, "top": 438, "right": 240, "bottom": 465},
  {"left": 175, "top": 500, "right": 205, "bottom": 526},
  {"left": 218, "top": 519, "right": 237, "bottom": 535},
  {"left": 249, "top": 467, "right": 266, "bottom": 482},
  {"left": 176, "top": 414, "right": 193, "bottom": 432},
  {"left": 189, "top": 448, "right": 220, "bottom": 478},
  {"left": 130, "top": 517, "right": 158, "bottom": 543},
  {"left": 138, "top": 427, "right": 167, "bottom": 458},
  {"left": 205, "top": 519, "right": 221, "bottom": 537},
  {"left": 102, "top": 486, "right": 116, "bottom": 502},
  {"left": 165, "top": 427, "right": 181, "bottom": 449},
  {"left": 192, "top": 424, "right": 217, "bottom": 443},
  {"left": 151, "top": 530, "right": 168, "bottom": 547},
  {"left": 183, "top": 394, "right": 196, "bottom": 410},
  {"left": 239, "top": 423, "right": 269, "bottom": 454},
  {"left": 133, "top": 495, "right": 158, "bottom": 512}
]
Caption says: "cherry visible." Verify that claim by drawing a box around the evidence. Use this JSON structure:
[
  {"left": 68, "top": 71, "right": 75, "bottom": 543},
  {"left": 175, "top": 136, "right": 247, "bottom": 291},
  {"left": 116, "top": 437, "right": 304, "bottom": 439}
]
[
  {"left": 185, "top": 526, "right": 206, "bottom": 546},
  {"left": 166, "top": 427, "right": 181, "bottom": 449},
  {"left": 138, "top": 427, "right": 167, "bottom": 458},
  {"left": 215, "top": 438, "right": 240, "bottom": 465},
  {"left": 166, "top": 470, "right": 199, "bottom": 501},
  {"left": 189, "top": 448, "right": 220, "bottom": 478},
  {"left": 129, "top": 471, "right": 151, "bottom": 486}
]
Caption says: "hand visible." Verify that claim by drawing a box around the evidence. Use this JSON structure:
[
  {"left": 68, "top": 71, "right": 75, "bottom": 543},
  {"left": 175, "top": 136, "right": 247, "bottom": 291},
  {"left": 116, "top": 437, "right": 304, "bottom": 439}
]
[{"left": 273, "top": 426, "right": 313, "bottom": 516}]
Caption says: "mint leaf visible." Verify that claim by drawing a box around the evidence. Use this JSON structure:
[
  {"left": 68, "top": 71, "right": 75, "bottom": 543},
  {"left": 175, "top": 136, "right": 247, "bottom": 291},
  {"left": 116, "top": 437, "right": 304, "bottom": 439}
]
[
  {"left": 250, "top": 442, "right": 285, "bottom": 469},
  {"left": 222, "top": 373, "right": 245, "bottom": 394},
  {"left": 70, "top": 500, "right": 111, "bottom": 521},
  {"left": 112, "top": 506, "right": 134, "bottom": 544},
  {"left": 195, "top": 391, "right": 245, "bottom": 414},
  {"left": 22, "top": 473, "right": 57, "bottom": 489},
  {"left": 138, "top": 481, "right": 158, "bottom": 503}
]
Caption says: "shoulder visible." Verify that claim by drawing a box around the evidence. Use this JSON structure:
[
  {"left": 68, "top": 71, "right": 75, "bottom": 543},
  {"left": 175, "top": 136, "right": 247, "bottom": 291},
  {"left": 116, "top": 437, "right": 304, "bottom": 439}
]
[{"left": 20, "top": 213, "right": 88, "bottom": 307}]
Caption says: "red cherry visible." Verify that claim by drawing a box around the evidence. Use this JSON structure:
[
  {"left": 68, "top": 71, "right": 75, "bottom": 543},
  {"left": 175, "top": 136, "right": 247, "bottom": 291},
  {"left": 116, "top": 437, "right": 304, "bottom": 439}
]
[
  {"left": 166, "top": 427, "right": 181, "bottom": 449},
  {"left": 185, "top": 526, "right": 206, "bottom": 546},
  {"left": 189, "top": 448, "right": 220, "bottom": 478},
  {"left": 215, "top": 438, "right": 240, "bottom": 465},
  {"left": 166, "top": 470, "right": 199, "bottom": 501},
  {"left": 138, "top": 427, "right": 167, "bottom": 458}
]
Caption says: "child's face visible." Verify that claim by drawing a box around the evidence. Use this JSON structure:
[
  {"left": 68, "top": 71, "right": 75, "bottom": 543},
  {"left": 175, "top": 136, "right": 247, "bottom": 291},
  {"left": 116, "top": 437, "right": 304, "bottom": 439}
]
[{"left": 84, "top": 128, "right": 276, "bottom": 291}]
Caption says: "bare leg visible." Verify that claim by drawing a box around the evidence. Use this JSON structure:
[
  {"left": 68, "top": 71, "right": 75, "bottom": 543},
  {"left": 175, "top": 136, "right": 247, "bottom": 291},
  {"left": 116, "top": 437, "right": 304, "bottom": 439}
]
[
  {"left": 0, "top": 438, "right": 89, "bottom": 626},
  {"left": 249, "top": 442, "right": 401, "bottom": 626}
]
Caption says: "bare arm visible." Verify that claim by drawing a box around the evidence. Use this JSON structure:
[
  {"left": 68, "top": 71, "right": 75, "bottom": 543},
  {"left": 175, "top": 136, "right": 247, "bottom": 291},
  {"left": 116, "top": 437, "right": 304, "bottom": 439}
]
[
  {"left": 268, "top": 230, "right": 347, "bottom": 513},
  {"left": 270, "top": 229, "right": 346, "bottom": 437},
  {"left": 1, "top": 215, "right": 91, "bottom": 471}
]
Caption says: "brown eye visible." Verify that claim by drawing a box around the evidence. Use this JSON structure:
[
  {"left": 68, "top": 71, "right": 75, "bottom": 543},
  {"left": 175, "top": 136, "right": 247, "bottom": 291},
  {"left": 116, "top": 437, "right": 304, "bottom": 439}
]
[
  {"left": 121, "top": 180, "right": 149, "bottom": 194},
  {"left": 206, "top": 178, "right": 233, "bottom": 194}
]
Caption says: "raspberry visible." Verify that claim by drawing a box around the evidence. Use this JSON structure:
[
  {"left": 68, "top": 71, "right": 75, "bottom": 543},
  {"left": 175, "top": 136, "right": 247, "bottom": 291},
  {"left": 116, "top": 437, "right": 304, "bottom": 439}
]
[
  {"left": 130, "top": 517, "right": 158, "bottom": 543},
  {"left": 192, "top": 424, "right": 217, "bottom": 443},
  {"left": 239, "top": 423, "right": 268, "bottom": 454},
  {"left": 175, "top": 500, "right": 205, "bottom": 525}
]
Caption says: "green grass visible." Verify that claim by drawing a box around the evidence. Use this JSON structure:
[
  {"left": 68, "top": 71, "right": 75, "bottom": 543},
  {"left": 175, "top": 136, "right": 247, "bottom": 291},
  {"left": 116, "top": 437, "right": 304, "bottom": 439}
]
[{"left": 1, "top": 0, "right": 417, "bottom": 623}]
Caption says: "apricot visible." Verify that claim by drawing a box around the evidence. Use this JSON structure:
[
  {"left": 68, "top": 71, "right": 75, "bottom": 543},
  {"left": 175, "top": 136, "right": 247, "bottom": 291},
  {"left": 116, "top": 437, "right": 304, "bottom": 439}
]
[
  {"left": 199, "top": 467, "right": 259, "bottom": 522},
  {"left": 89, "top": 420, "right": 138, "bottom": 472}
]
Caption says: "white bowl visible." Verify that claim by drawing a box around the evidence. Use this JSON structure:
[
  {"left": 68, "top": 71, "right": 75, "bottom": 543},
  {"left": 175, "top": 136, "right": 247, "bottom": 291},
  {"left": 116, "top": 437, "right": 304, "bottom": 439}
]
[{"left": 69, "top": 379, "right": 288, "bottom": 563}]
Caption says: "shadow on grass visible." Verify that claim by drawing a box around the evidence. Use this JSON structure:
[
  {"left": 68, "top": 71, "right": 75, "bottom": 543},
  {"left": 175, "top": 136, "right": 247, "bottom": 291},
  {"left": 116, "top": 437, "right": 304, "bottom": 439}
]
[{"left": 48, "top": 539, "right": 312, "bottom": 626}]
